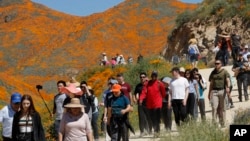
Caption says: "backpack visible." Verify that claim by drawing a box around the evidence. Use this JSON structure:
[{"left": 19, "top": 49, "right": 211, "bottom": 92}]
[{"left": 189, "top": 46, "right": 196, "bottom": 55}]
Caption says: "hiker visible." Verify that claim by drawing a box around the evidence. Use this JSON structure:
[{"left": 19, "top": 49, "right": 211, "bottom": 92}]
[
  {"left": 188, "top": 33, "right": 200, "bottom": 68},
  {"left": 0, "top": 93, "right": 22, "bottom": 141},
  {"left": 139, "top": 71, "right": 166, "bottom": 137},
  {"left": 161, "top": 77, "right": 172, "bottom": 131},
  {"left": 184, "top": 69, "right": 200, "bottom": 121},
  {"left": 134, "top": 72, "right": 151, "bottom": 136},
  {"left": 215, "top": 31, "right": 232, "bottom": 66},
  {"left": 208, "top": 59, "right": 231, "bottom": 127},
  {"left": 12, "top": 94, "right": 46, "bottom": 141},
  {"left": 67, "top": 76, "right": 80, "bottom": 88},
  {"left": 170, "top": 67, "right": 189, "bottom": 126},
  {"left": 101, "top": 52, "right": 109, "bottom": 66},
  {"left": 171, "top": 54, "right": 180, "bottom": 65},
  {"left": 100, "top": 77, "right": 118, "bottom": 139},
  {"left": 59, "top": 98, "right": 93, "bottom": 141},
  {"left": 127, "top": 56, "right": 133, "bottom": 64},
  {"left": 116, "top": 73, "right": 133, "bottom": 104},
  {"left": 107, "top": 84, "right": 133, "bottom": 141},
  {"left": 232, "top": 53, "right": 249, "bottom": 102},
  {"left": 231, "top": 29, "right": 242, "bottom": 62},
  {"left": 137, "top": 54, "right": 143, "bottom": 63},
  {"left": 52, "top": 80, "right": 67, "bottom": 140},
  {"left": 88, "top": 86, "right": 99, "bottom": 141},
  {"left": 194, "top": 73, "right": 206, "bottom": 120}
]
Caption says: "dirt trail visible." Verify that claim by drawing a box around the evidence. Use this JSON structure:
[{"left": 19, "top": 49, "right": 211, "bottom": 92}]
[{"left": 100, "top": 66, "right": 250, "bottom": 141}]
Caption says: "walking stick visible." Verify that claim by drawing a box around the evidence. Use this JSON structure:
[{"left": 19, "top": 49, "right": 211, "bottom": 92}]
[{"left": 36, "top": 85, "right": 52, "bottom": 117}]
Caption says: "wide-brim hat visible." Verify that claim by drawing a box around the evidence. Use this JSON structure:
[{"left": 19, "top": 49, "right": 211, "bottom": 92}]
[
  {"left": 64, "top": 98, "right": 84, "bottom": 108},
  {"left": 61, "top": 84, "right": 83, "bottom": 96}
]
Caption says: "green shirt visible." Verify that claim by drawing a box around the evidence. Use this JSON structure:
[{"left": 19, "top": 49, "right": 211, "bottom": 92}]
[{"left": 209, "top": 68, "right": 229, "bottom": 89}]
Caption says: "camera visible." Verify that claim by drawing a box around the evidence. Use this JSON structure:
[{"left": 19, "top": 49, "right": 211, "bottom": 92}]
[{"left": 36, "top": 85, "right": 43, "bottom": 90}]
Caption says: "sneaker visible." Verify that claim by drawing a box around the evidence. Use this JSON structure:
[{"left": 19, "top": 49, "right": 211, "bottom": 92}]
[{"left": 230, "top": 105, "right": 235, "bottom": 108}]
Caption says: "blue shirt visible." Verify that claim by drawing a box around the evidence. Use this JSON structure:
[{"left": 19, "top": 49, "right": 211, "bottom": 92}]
[{"left": 110, "top": 95, "right": 130, "bottom": 116}]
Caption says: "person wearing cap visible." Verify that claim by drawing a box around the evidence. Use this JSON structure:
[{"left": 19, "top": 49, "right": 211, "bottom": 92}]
[
  {"left": 169, "top": 67, "right": 189, "bottom": 126},
  {"left": 107, "top": 84, "right": 133, "bottom": 141},
  {"left": 231, "top": 29, "right": 242, "bottom": 62},
  {"left": 139, "top": 71, "right": 166, "bottom": 137},
  {"left": 179, "top": 67, "right": 185, "bottom": 77},
  {"left": 12, "top": 94, "right": 46, "bottom": 141},
  {"left": 232, "top": 52, "right": 249, "bottom": 102},
  {"left": 52, "top": 80, "right": 67, "bottom": 140},
  {"left": 100, "top": 77, "right": 118, "bottom": 139},
  {"left": 161, "top": 77, "right": 172, "bottom": 131},
  {"left": 0, "top": 93, "right": 21, "bottom": 141},
  {"left": 215, "top": 31, "right": 232, "bottom": 66},
  {"left": 134, "top": 72, "right": 151, "bottom": 137},
  {"left": 59, "top": 98, "right": 93, "bottom": 141}
]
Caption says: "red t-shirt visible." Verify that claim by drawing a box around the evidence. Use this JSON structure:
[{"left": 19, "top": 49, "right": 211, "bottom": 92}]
[{"left": 120, "top": 82, "right": 131, "bottom": 101}]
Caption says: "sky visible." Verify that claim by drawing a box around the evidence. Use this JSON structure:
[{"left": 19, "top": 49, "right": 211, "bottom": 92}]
[{"left": 31, "top": 0, "right": 203, "bottom": 16}]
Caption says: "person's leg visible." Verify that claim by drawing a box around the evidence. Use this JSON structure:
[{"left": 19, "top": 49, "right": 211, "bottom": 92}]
[
  {"left": 217, "top": 90, "right": 226, "bottom": 127},
  {"left": 144, "top": 107, "right": 153, "bottom": 134},
  {"left": 180, "top": 100, "right": 187, "bottom": 123},
  {"left": 198, "top": 99, "right": 206, "bottom": 120},
  {"left": 237, "top": 78, "right": 243, "bottom": 102},
  {"left": 91, "top": 112, "right": 99, "bottom": 140},
  {"left": 54, "top": 120, "right": 60, "bottom": 140},
  {"left": 138, "top": 104, "right": 144, "bottom": 134},
  {"left": 187, "top": 93, "right": 195, "bottom": 120},
  {"left": 110, "top": 118, "right": 119, "bottom": 141},
  {"left": 243, "top": 77, "right": 249, "bottom": 101},
  {"left": 121, "top": 122, "right": 129, "bottom": 141},
  {"left": 166, "top": 107, "right": 173, "bottom": 130},
  {"left": 161, "top": 102, "right": 168, "bottom": 130},
  {"left": 172, "top": 100, "right": 181, "bottom": 126},
  {"left": 211, "top": 91, "right": 219, "bottom": 123}
]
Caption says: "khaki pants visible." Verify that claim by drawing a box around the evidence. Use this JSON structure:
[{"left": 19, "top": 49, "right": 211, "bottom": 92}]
[{"left": 211, "top": 89, "right": 226, "bottom": 126}]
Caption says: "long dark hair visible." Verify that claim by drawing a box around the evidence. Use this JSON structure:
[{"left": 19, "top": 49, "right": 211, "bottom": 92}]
[{"left": 20, "top": 94, "right": 37, "bottom": 118}]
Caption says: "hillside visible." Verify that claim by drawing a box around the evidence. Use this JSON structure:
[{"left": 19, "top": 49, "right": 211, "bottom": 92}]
[{"left": 0, "top": 0, "right": 197, "bottom": 104}]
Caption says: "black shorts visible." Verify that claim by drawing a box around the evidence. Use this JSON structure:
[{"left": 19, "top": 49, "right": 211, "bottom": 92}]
[{"left": 190, "top": 54, "right": 198, "bottom": 62}]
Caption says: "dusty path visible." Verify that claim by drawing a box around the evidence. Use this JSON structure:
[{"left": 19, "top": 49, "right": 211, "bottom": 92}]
[{"left": 100, "top": 65, "right": 250, "bottom": 141}]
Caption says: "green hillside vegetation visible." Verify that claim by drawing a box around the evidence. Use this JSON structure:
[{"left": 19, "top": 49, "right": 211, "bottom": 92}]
[{"left": 176, "top": 0, "right": 250, "bottom": 27}]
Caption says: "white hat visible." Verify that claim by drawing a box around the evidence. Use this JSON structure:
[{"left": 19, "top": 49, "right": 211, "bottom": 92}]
[
  {"left": 245, "top": 45, "right": 248, "bottom": 49},
  {"left": 162, "top": 77, "right": 172, "bottom": 84},
  {"left": 180, "top": 67, "right": 185, "bottom": 72}
]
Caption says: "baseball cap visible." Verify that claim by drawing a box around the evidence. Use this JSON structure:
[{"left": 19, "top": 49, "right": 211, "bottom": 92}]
[
  {"left": 151, "top": 70, "right": 158, "bottom": 76},
  {"left": 162, "top": 77, "right": 172, "bottom": 84},
  {"left": 109, "top": 79, "right": 118, "bottom": 84},
  {"left": 11, "top": 93, "right": 22, "bottom": 103},
  {"left": 111, "top": 84, "right": 121, "bottom": 92}
]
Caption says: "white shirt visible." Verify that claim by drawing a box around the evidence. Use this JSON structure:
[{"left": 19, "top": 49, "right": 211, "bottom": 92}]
[
  {"left": 170, "top": 77, "right": 189, "bottom": 99},
  {"left": 54, "top": 93, "right": 67, "bottom": 120},
  {"left": 0, "top": 105, "right": 16, "bottom": 138}
]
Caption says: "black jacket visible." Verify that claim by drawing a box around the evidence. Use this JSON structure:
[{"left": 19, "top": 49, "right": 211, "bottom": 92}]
[{"left": 12, "top": 111, "right": 46, "bottom": 141}]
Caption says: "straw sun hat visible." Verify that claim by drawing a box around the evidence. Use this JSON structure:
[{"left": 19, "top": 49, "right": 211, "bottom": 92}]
[{"left": 64, "top": 98, "right": 84, "bottom": 108}]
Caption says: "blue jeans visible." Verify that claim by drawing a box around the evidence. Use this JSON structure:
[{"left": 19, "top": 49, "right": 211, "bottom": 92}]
[{"left": 92, "top": 112, "right": 99, "bottom": 139}]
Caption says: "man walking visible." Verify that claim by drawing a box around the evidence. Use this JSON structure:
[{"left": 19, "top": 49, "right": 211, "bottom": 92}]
[
  {"left": 139, "top": 71, "right": 166, "bottom": 137},
  {"left": 208, "top": 59, "right": 231, "bottom": 127},
  {"left": 169, "top": 67, "right": 189, "bottom": 126},
  {"left": 53, "top": 80, "right": 67, "bottom": 140},
  {"left": 134, "top": 72, "right": 151, "bottom": 136},
  {"left": 0, "top": 93, "right": 22, "bottom": 141}
]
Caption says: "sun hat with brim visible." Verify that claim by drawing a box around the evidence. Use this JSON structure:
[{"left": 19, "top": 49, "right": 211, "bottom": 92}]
[
  {"left": 111, "top": 84, "right": 121, "bottom": 92},
  {"left": 64, "top": 98, "right": 84, "bottom": 108},
  {"left": 61, "top": 84, "right": 83, "bottom": 96}
]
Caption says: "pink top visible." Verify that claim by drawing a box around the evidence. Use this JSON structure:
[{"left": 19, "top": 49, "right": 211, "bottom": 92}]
[{"left": 59, "top": 112, "right": 92, "bottom": 141}]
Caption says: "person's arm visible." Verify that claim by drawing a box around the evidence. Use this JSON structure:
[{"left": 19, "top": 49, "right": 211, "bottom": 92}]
[
  {"left": 107, "top": 107, "right": 112, "bottom": 125},
  {"left": 85, "top": 115, "right": 93, "bottom": 141},
  {"left": 195, "top": 82, "right": 200, "bottom": 101},
  {"left": 121, "top": 104, "right": 132, "bottom": 115},
  {"left": 208, "top": 80, "right": 213, "bottom": 101},
  {"left": 139, "top": 82, "right": 147, "bottom": 105},
  {"left": 168, "top": 89, "right": 172, "bottom": 109},
  {"left": 183, "top": 87, "right": 189, "bottom": 106}
]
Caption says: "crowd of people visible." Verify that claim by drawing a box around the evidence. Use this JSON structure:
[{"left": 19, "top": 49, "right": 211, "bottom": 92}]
[{"left": 100, "top": 53, "right": 143, "bottom": 67}]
